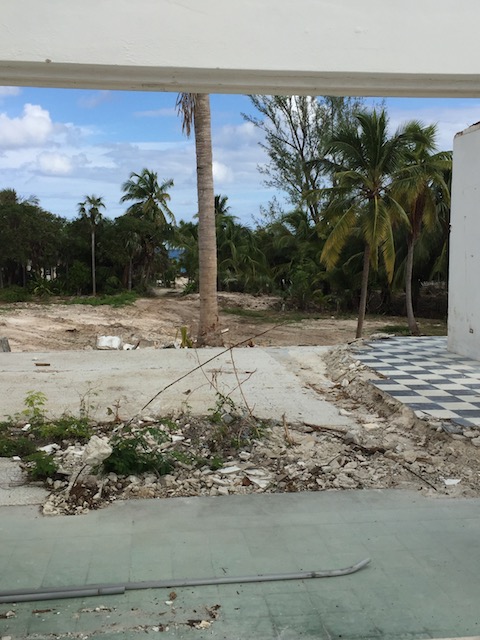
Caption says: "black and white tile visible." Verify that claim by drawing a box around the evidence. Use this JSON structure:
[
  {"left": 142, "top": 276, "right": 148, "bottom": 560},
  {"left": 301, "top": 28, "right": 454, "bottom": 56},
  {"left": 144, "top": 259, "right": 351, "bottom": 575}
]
[{"left": 356, "top": 336, "right": 480, "bottom": 429}]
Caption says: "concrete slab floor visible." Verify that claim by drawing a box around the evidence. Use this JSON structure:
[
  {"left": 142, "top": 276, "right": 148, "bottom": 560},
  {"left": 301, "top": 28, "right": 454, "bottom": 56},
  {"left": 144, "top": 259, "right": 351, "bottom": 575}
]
[
  {"left": 1, "top": 490, "right": 480, "bottom": 639},
  {"left": 0, "top": 346, "right": 350, "bottom": 427}
]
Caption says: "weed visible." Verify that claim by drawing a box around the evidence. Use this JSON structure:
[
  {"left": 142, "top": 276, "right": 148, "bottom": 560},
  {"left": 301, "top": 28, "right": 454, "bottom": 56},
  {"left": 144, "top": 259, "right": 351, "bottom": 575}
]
[
  {"left": 0, "top": 433, "right": 37, "bottom": 457},
  {"left": 207, "top": 455, "right": 224, "bottom": 471},
  {"left": 31, "top": 415, "right": 92, "bottom": 444},
  {"left": 23, "top": 452, "right": 58, "bottom": 481},
  {"left": 21, "top": 391, "right": 48, "bottom": 426},
  {"left": 106, "top": 400, "right": 123, "bottom": 424},
  {"left": 178, "top": 325, "right": 193, "bottom": 348},
  {"left": 209, "top": 392, "right": 237, "bottom": 424},
  {"left": 78, "top": 385, "right": 99, "bottom": 420},
  {"left": 103, "top": 425, "right": 175, "bottom": 476}
]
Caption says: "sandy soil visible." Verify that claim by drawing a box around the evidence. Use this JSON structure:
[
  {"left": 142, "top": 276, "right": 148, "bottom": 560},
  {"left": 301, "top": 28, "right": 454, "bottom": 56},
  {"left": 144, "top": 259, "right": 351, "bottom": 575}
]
[{"left": 0, "top": 290, "right": 398, "bottom": 352}]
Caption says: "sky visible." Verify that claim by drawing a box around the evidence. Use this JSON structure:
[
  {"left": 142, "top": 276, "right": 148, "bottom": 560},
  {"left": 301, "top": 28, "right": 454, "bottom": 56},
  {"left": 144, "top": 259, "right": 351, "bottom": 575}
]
[{"left": 0, "top": 87, "right": 479, "bottom": 226}]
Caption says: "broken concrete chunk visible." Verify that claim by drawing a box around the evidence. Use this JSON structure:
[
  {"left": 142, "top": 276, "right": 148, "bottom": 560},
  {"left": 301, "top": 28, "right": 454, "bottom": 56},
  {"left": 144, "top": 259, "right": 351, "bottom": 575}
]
[
  {"left": 442, "top": 478, "right": 461, "bottom": 486},
  {"left": 38, "top": 444, "right": 60, "bottom": 454},
  {"left": 96, "top": 335, "right": 122, "bottom": 350},
  {"left": 83, "top": 436, "right": 113, "bottom": 466}
]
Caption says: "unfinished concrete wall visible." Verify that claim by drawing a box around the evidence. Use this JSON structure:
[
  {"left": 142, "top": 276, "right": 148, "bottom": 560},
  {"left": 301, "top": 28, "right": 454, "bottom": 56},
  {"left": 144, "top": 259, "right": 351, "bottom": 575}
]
[
  {"left": 448, "top": 124, "right": 480, "bottom": 358},
  {"left": 1, "top": 0, "right": 480, "bottom": 96}
]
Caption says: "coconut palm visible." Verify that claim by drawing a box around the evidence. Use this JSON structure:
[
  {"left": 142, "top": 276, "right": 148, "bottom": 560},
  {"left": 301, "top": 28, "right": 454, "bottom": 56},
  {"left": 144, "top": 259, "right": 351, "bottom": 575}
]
[
  {"left": 393, "top": 125, "right": 451, "bottom": 334},
  {"left": 120, "top": 169, "right": 175, "bottom": 287},
  {"left": 176, "top": 93, "right": 222, "bottom": 346},
  {"left": 320, "top": 110, "right": 421, "bottom": 338},
  {"left": 77, "top": 195, "right": 105, "bottom": 295},
  {"left": 120, "top": 169, "right": 175, "bottom": 226}
]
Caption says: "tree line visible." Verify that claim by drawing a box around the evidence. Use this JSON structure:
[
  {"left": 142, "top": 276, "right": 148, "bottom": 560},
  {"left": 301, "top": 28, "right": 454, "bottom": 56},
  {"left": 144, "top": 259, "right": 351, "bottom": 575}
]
[{"left": 0, "top": 96, "right": 452, "bottom": 339}]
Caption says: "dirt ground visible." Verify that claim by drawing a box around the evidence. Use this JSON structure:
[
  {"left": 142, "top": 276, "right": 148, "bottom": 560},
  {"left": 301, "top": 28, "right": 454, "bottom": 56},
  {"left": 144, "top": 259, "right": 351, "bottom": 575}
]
[{"left": 0, "top": 290, "right": 439, "bottom": 352}]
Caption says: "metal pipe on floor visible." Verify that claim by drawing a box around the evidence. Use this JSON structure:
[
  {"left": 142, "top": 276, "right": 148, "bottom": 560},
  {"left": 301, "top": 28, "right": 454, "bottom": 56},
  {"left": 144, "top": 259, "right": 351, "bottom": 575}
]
[{"left": 0, "top": 558, "right": 370, "bottom": 604}]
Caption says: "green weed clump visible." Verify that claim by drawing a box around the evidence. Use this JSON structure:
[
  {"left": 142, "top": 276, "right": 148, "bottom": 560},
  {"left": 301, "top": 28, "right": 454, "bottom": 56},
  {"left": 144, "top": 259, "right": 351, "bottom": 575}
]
[
  {"left": 23, "top": 452, "right": 58, "bottom": 480},
  {"left": 103, "top": 426, "right": 175, "bottom": 476},
  {"left": 31, "top": 416, "right": 92, "bottom": 444},
  {"left": 208, "top": 393, "right": 266, "bottom": 452},
  {"left": 0, "top": 432, "right": 37, "bottom": 457},
  {"left": 381, "top": 324, "right": 411, "bottom": 335}
]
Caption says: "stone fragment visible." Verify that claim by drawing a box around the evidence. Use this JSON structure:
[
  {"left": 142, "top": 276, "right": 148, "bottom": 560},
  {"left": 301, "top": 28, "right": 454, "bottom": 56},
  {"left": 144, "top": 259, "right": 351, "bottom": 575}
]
[
  {"left": 471, "top": 437, "right": 480, "bottom": 447},
  {"left": 401, "top": 451, "right": 419, "bottom": 464},
  {"left": 83, "top": 436, "right": 112, "bottom": 466},
  {"left": 96, "top": 335, "right": 122, "bottom": 350},
  {"left": 220, "top": 466, "right": 242, "bottom": 474}
]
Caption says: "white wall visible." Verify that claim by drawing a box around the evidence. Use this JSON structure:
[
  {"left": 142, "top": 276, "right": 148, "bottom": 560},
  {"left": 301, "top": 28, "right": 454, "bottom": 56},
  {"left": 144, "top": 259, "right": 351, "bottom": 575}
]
[
  {"left": 448, "top": 124, "right": 480, "bottom": 358},
  {"left": 1, "top": 0, "right": 480, "bottom": 96}
]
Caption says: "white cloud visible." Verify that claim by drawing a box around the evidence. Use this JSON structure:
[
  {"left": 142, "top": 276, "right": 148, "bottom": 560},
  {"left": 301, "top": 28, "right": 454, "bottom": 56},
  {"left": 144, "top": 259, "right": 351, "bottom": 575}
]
[
  {"left": 213, "top": 121, "right": 259, "bottom": 148},
  {"left": 0, "top": 86, "right": 21, "bottom": 97},
  {"left": 0, "top": 104, "right": 54, "bottom": 147},
  {"left": 134, "top": 108, "right": 177, "bottom": 118},
  {"left": 36, "top": 152, "right": 73, "bottom": 175},
  {"left": 78, "top": 90, "right": 112, "bottom": 109},
  {"left": 213, "top": 160, "right": 234, "bottom": 184}
]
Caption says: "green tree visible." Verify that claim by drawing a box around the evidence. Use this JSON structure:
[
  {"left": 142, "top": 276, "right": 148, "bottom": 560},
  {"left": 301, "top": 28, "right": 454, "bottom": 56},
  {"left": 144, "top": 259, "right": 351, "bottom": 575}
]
[
  {"left": 77, "top": 195, "right": 105, "bottom": 296},
  {"left": 394, "top": 125, "right": 451, "bottom": 334},
  {"left": 320, "top": 110, "right": 418, "bottom": 338},
  {"left": 120, "top": 169, "right": 175, "bottom": 287},
  {"left": 0, "top": 190, "right": 64, "bottom": 289},
  {"left": 244, "top": 95, "right": 364, "bottom": 223},
  {"left": 120, "top": 169, "right": 175, "bottom": 226},
  {"left": 176, "top": 93, "right": 222, "bottom": 346},
  {"left": 214, "top": 195, "right": 267, "bottom": 293}
]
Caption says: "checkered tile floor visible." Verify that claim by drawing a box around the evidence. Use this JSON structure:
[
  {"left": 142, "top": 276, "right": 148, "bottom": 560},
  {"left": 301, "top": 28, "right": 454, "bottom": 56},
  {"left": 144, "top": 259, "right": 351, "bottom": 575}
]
[{"left": 356, "top": 336, "right": 480, "bottom": 429}]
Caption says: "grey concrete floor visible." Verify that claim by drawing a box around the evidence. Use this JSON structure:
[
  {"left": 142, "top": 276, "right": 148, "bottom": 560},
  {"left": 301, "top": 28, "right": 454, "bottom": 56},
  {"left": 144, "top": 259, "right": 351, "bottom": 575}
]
[
  {"left": 1, "top": 491, "right": 480, "bottom": 639},
  {"left": 0, "top": 346, "right": 349, "bottom": 426}
]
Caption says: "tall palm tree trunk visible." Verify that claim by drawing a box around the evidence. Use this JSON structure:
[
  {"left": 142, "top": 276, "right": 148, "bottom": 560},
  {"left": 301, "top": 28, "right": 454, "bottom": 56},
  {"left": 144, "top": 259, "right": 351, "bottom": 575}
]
[
  {"left": 356, "top": 244, "right": 371, "bottom": 339},
  {"left": 91, "top": 229, "right": 96, "bottom": 296},
  {"left": 194, "top": 94, "right": 222, "bottom": 346},
  {"left": 405, "top": 236, "right": 419, "bottom": 335}
]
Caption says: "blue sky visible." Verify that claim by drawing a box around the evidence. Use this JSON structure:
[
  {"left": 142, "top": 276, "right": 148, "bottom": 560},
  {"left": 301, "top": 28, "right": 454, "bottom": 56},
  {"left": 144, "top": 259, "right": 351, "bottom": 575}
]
[{"left": 0, "top": 87, "right": 479, "bottom": 225}]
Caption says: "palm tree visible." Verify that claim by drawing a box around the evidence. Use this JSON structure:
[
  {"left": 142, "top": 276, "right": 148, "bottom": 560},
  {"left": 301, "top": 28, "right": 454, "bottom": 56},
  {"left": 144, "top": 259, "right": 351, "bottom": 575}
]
[
  {"left": 77, "top": 195, "right": 105, "bottom": 295},
  {"left": 394, "top": 125, "right": 451, "bottom": 335},
  {"left": 120, "top": 169, "right": 175, "bottom": 226},
  {"left": 176, "top": 93, "right": 222, "bottom": 346},
  {"left": 320, "top": 110, "right": 420, "bottom": 338},
  {"left": 120, "top": 169, "right": 175, "bottom": 287}
]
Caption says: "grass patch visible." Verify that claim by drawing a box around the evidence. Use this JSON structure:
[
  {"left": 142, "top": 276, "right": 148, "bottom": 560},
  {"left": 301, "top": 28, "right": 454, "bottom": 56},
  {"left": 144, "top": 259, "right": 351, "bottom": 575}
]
[
  {"left": 380, "top": 324, "right": 411, "bottom": 335},
  {"left": 63, "top": 292, "right": 138, "bottom": 308},
  {"left": 221, "top": 306, "right": 326, "bottom": 324},
  {"left": 380, "top": 320, "right": 447, "bottom": 336},
  {"left": 0, "top": 286, "right": 31, "bottom": 303}
]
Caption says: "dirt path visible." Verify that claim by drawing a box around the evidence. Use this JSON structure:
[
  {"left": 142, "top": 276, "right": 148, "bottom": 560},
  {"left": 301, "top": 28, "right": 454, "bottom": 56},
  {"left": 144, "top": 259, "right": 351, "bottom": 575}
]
[{"left": 0, "top": 291, "right": 408, "bottom": 352}]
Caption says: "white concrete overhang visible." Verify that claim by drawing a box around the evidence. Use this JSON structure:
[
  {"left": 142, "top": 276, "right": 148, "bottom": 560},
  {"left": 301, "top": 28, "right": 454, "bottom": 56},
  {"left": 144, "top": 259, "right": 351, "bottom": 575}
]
[{"left": 0, "top": 0, "right": 479, "bottom": 97}]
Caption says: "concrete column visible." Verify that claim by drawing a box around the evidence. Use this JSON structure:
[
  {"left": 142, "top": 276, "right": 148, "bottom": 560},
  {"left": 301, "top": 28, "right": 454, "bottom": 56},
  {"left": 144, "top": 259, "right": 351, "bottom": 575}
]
[{"left": 448, "top": 124, "right": 480, "bottom": 358}]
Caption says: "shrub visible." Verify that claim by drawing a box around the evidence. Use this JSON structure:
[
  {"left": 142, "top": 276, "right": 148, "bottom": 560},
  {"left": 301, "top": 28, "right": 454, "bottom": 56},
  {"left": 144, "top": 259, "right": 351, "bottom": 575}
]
[{"left": 0, "top": 286, "right": 31, "bottom": 303}]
